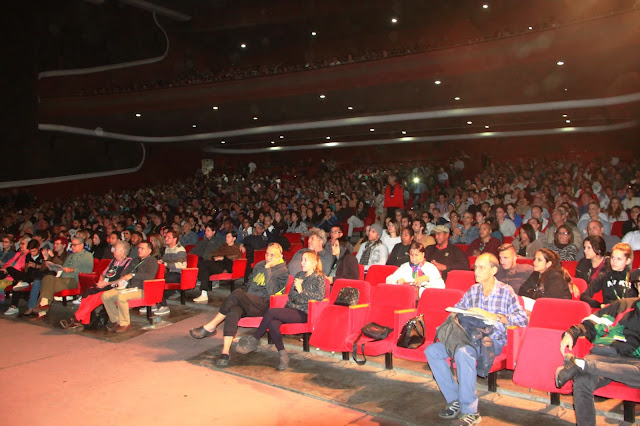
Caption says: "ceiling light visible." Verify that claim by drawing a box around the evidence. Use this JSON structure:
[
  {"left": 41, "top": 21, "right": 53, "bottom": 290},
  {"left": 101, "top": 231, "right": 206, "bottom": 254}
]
[
  {"left": 347, "top": 106, "right": 354, "bottom": 110},
  {"left": 467, "top": 121, "right": 473, "bottom": 125},
  {"left": 454, "top": 97, "right": 460, "bottom": 101},
  {"left": 311, "top": 31, "right": 317, "bottom": 36},
  {"left": 566, "top": 120, "right": 571, "bottom": 123},
  {"left": 564, "top": 88, "right": 568, "bottom": 91},
  {"left": 391, "top": 18, "right": 398, "bottom": 23},
  {"left": 528, "top": 26, "right": 533, "bottom": 30},
  {"left": 557, "top": 61, "right": 564, "bottom": 66},
  {"left": 326, "top": 136, "right": 331, "bottom": 140},
  {"left": 326, "top": 142, "right": 338, "bottom": 147},
  {"left": 401, "top": 131, "right": 407, "bottom": 135},
  {"left": 253, "top": 117, "right": 258, "bottom": 120},
  {"left": 319, "top": 94, "right": 326, "bottom": 99},
  {"left": 221, "top": 141, "right": 225, "bottom": 144},
  {"left": 369, "top": 128, "right": 375, "bottom": 132},
  {"left": 135, "top": 113, "right": 141, "bottom": 117},
  {"left": 434, "top": 80, "right": 441, "bottom": 85},
  {"left": 240, "top": 43, "right": 247, "bottom": 49},
  {"left": 562, "top": 114, "right": 568, "bottom": 117},
  {"left": 482, "top": 4, "right": 488, "bottom": 9},
  {"left": 485, "top": 125, "right": 490, "bottom": 129},
  {"left": 271, "top": 141, "right": 275, "bottom": 144},
  {"left": 279, "top": 135, "right": 284, "bottom": 139},
  {"left": 212, "top": 106, "right": 219, "bottom": 110},
  {"left": 192, "top": 124, "right": 197, "bottom": 128}
]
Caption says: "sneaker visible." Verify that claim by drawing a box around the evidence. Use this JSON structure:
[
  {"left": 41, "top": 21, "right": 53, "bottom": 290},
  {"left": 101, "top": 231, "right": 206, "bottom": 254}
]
[
  {"left": 439, "top": 401, "right": 461, "bottom": 419},
  {"left": 211, "top": 281, "right": 220, "bottom": 289},
  {"left": 555, "top": 353, "right": 582, "bottom": 388},
  {"left": 236, "top": 336, "right": 260, "bottom": 354},
  {"left": 73, "top": 297, "right": 82, "bottom": 305},
  {"left": 452, "top": 413, "right": 481, "bottom": 426},
  {"left": 54, "top": 296, "right": 64, "bottom": 302},
  {"left": 193, "top": 294, "right": 209, "bottom": 303},
  {"left": 139, "top": 306, "right": 158, "bottom": 314},
  {"left": 12, "top": 281, "right": 30, "bottom": 290},
  {"left": 155, "top": 306, "right": 170, "bottom": 316},
  {"left": 168, "top": 292, "right": 181, "bottom": 300},
  {"left": 216, "top": 354, "right": 230, "bottom": 366},
  {"left": 4, "top": 307, "right": 19, "bottom": 315}
]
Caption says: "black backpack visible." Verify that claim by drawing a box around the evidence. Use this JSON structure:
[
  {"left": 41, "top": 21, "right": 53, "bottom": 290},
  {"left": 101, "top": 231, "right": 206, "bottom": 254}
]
[{"left": 86, "top": 306, "right": 110, "bottom": 330}]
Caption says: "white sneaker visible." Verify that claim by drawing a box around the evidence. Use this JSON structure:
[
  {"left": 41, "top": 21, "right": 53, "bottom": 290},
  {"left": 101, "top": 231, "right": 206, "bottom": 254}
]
[
  {"left": 139, "top": 306, "right": 158, "bottom": 314},
  {"left": 155, "top": 306, "right": 170, "bottom": 316},
  {"left": 73, "top": 297, "right": 82, "bottom": 305},
  {"left": 54, "top": 296, "right": 64, "bottom": 302},
  {"left": 211, "top": 281, "right": 220, "bottom": 289},
  {"left": 12, "top": 281, "right": 30, "bottom": 290},
  {"left": 193, "top": 294, "right": 209, "bottom": 303},
  {"left": 4, "top": 307, "right": 19, "bottom": 315}
]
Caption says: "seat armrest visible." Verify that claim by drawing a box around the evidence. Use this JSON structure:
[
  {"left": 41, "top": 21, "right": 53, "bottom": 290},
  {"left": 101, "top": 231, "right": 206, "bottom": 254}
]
[
  {"left": 347, "top": 303, "right": 370, "bottom": 331},
  {"left": 308, "top": 299, "right": 329, "bottom": 324},
  {"left": 271, "top": 294, "right": 289, "bottom": 308},
  {"left": 142, "top": 279, "right": 166, "bottom": 304},
  {"left": 507, "top": 326, "right": 526, "bottom": 370},
  {"left": 180, "top": 268, "right": 198, "bottom": 289}
]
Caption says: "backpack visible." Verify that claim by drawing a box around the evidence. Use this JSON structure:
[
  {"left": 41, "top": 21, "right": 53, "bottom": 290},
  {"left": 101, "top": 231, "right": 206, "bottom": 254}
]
[
  {"left": 86, "top": 306, "right": 110, "bottom": 330},
  {"left": 435, "top": 313, "right": 472, "bottom": 358},
  {"left": 396, "top": 314, "right": 426, "bottom": 349},
  {"left": 352, "top": 322, "right": 394, "bottom": 365}
]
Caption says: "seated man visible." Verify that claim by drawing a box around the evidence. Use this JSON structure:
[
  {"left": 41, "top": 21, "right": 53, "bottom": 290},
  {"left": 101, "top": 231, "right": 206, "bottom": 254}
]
[
  {"left": 101, "top": 241, "right": 159, "bottom": 332},
  {"left": 179, "top": 222, "right": 198, "bottom": 247},
  {"left": 555, "top": 297, "right": 640, "bottom": 426},
  {"left": 412, "top": 219, "right": 436, "bottom": 248},
  {"left": 426, "top": 253, "right": 528, "bottom": 426},
  {"left": 577, "top": 201, "right": 611, "bottom": 236},
  {"left": 621, "top": 213, "right": 640, "bottom": 250},
  {"left": 288, "top": 228, "right": 333, "bottom": 276},
  {"left": 355, "top": 223, "right": 389, "bottom": 272},
  {"left": 33, "top": 237, "right": 94, "bottom": 318},
  {"left": 189, "top": 243, "right": 289, "bottom": 366},
  {"left": 387, "top": 227, "right": 414, "bottom": 267},
  {"left": 155, "top": 229, "right": 187, "bottom": 315},
  {"left": 385, "top": 242, "right": 445, "bottom": 296},
  {"left": 193, "top": 230, "right": 242, "bottom": 302},
  {"left": 576, "top": 220, "right": 621, "bottom": 260},
  {"left": 449, "top": 211, "right": 479, "bottom": 245},
  {"left": 424, "top": 226, "right": 470, "bottom": 280},
  {"left": 495, "top": 243, "right": 533, "bottom": 294},
  {"left": 466, "top": 223, "right": 501, "bottom": 258},
  {"left": 495, "top": 204, "right": 516, "bottom": 237}
]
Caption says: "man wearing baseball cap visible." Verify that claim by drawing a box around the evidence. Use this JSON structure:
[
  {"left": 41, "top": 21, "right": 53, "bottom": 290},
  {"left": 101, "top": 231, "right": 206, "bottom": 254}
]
[{"left": 424, "top": 225, "right": 469, "bottom": 280}]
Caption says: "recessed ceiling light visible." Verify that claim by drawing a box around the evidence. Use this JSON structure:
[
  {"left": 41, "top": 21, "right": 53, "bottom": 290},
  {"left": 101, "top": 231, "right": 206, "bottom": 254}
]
[
  {"left": 482, "top": 4, "right": 489, "bottom": 9},
  {"left": 347, "top": 106, "right": 354, "bottom": 110},
  {"left": 253, "top": 117, "right": 258, "bottom": 120},
  {"left": 564, "top": 88, "right": 568, "bottom": 91},
  {"left": 528, "top": 26, "right": 533, "bottom": 30},
  {"left": 270, "top": 141, "right": 275, "bottom": 144},
  {"left": 557, "top": 61, "right": 564, "bottom": 66},
  {"left": 391, "top": 17, "right": 398, "bottom": 23},
  {"left": 566, "top": 120, "right": 571, "bottom": 123},
  {"left": 192, "top": 124, "right": 197, "bottom": 128},
  {"left": 319, "top": 94, "right": 326, "bottom": 99},
  {"left": 221, "top": 141, "right": 225, "bottom": 144},
  {"left": 311, "top": 31, "right": 317, "bottom": 36},
  {"left": 454, "top": 97, "right": 460, "bottom": 101},
  {"left": 135, "top": 113, "right": 141, "bottom": 117},
  {"left": 279, "top": 135, "right": 284, "bottom": 139},
  {"left": 326, "top": 136, "right": 331, "bottom": 140},
  {"left": 212, "top": 106, "right": 219, "bottom": 110},
  {"left": 467, "top": 121, "right": 473, "bottom": 125},
  {"left": 369, "top": 128, "right": 375, "bottom": 132},
  {"left": 562, "top": 114, "right": 568, "bottom": 117},
  {"left": 434, "top": 80, "right": 441, "bottom": 85},
  {"left": 485, "top": 125, "right": 490, "bottom": 129},
  {"left": 401, "top": 130, "right": 407, "bottom": 135},
  {"left": 240, "top": 43, "right": 247, "bottom": 49}
]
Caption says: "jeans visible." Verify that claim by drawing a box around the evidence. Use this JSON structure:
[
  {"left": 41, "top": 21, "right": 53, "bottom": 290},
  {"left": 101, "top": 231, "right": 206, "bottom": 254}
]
[
  {"left": 254, "top": 307, "right": 307, "bottom": 351},
  {"left": 28, "top": 279, "right": 42, "bottom": 309},
  {"left": 219, "top": 290, "right": 269, "bottom": 336},
  {"left": 347, "top": 216, "right": 364, "bottom": 237},
  {"left": 573, "top": 351, "right": 640, "bottom": 426}
]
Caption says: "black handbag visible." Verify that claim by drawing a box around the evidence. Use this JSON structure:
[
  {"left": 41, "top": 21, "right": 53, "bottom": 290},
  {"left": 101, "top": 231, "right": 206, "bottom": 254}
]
[
  {"left": 334, "top": 287, "right": 360, "bottom": 306},
  {"left": 396, "top": 314, "right": 425, "bottom": 349},
  {"left": 352, "top": 322, "right": 394, "bottom": 365}
]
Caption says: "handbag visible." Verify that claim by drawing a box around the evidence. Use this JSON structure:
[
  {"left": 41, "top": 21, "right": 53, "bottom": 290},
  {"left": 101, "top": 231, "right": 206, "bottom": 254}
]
[
  {"left": 334, "top": 287, "right": 360, "bottom": 306},
  {"left": 396, "top": 314, "right": 425, "bottom": 349},
  {"left": 352, "top": 322, "right": 394, "bottom": 365}
]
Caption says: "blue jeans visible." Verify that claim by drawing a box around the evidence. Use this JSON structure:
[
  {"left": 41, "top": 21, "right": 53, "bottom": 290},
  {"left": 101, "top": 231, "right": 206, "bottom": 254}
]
[
  {"left": 425, "top": 341, "right": 504, "bottom": 415},
  {"left": 28, "top": 279, "right": 42, "bottom": 309}
]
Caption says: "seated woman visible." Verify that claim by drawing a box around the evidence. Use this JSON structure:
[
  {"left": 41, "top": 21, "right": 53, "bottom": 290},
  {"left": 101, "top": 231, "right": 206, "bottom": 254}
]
[
  {"left": 287, "top": 211, "right": 308, "bottom": 234},
  {"left": 327, "top": 237, "right": 359, "bottom": 282},
  {"left": 346, "top": 200, "right": 368, "bottom": 238},
  {"left": 1, "top": 235, "right": 16, "bottom": 265},
  {"left": 59, "top": 240, "right": 132, "bottom": 329},
  {"left": 512, "top": 223, "right": 543, "bottom": 259},
  {"left": 579, "top": 242, "right": 638, "bottom": 308},
  {"left": 380, "top": 220, "right": 401, "bottom": 254},
  {"left": 621, "top": 205, "right": 639, "bottom": 237},
  {"left": 485, "top": 217, "right": 503, "bottom": 244},
  {"left": 605, "top": 196, "right": 628, "bottom": 224},
  {"left": 236, "top": 249, "right": 326, "bottom": 370},
  {"left": 575, "top": 236, "right": 608, "bottom": 285},
  {"left": 193, "top": 230, "right": 242, "bottom": 302},
  {"left": 519, "top": 248, "right": 572, "bottom": 300},
  {"left": 3, "top": 240, "right": 47, "bottom": 315},
  {"left": 506, "top": 203, "right": 522, "bottom": 229},
  {"left": 90, "top": 231, "right": 110, "bottom": 260},
  {"left": 273, "top": 211, "right": 288, "bottom": 235},
  {"left": 548, "top": 225, "right": 578, "bottom": 261},
  {"left": 385, "top": 242, "right": 445, "bottom": 296},
  {"left": 0, "top": 236, "right": 29, "bottom": 293}
]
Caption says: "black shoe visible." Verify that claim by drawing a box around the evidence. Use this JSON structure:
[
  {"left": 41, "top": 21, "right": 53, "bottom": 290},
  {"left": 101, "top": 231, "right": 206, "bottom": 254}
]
[
  {"left": 216, "top": 354, "right": 230, "bottom": 366},
  {"left": 555, "top": 353, "right": 582, "bottom": 388},
  {"left": 190, "top": 326, "right": 217, "bottom": 339}
]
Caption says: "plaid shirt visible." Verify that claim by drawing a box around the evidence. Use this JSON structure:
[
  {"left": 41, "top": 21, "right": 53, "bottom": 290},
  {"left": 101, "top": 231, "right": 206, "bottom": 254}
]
[{"left": 455, "top": 280, "right": 528, "bottom": 348}]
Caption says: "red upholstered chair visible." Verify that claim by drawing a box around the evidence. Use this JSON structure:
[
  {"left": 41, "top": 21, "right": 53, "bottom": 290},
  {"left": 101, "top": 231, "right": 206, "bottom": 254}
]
[
  {"left": 97, "top": 259, "right": 112, "bottom": 275},
  {"left": 503, "top": 236, "right": 514, "bottom": 244},
  {"left": 633, "top": 251, "right": 640, "bottom": 270},
  {"left": 238, "top": 275, "right": 294, "bottom": 329},
  {"left": 365, "top": 264, "right": 398, "bottom": 286},
  {"left": 309, "top": 279, "right": 372, "bottom": 355},
  {"left": 516, "top": 258, "right": 533, "bottom": 266},
  {"left": 55, "top": 273, "right": 99, "bottom": 306},
  {"left": 209, "top": 258, "right": 248, "bottom": 292},
  {"left": 283, "top": 233, "right": 302, "bottom": 245},
  {"left": 156, "top": 263, "right": 166, "bottom": 279},
  {"left": 528, "top": 298, "right": 591, "bottom": 331},
  {"left": 358, "top": 264, "right": 365, "bottom": 281},
  {"left": 163, "top": 268, "right": 198, "bottom": 305},
  {"left": 561, "top": 260, "right": 578, "bottom": 277},
  {"left": 251, "top": 250, "right": 266, "bottom": 268},
  {"left": 513, "top": 328, "right": 574, "bottom": 404},
  {"left": 284, "top": 243, "right": 303, "bottom": 263},
  {"left": 268, "top": 278, "right": 331, "bottom": 351},
  {"left": 393, "top": 288, "right": 464, "bottom": 362},
  {"left": 126, "top": 279, "right": 166, "bottom": 325},
  {"left": 347, "top": 208, "right": 375, "bottom": 237},
  {"left": 572, "top": 277, "right": 588, "bottom": 300},
  {"left": 454, "top": 244, "right": 469, "bottom": 253},
  {"left": 445, "top": 270, "right": 476, "bottom": 293},
  {"left": 91, "top": 258, "right": 99, "bottom": 273},
  {"left": 610, "top": 220, "right": 624, "bottom": 238},
  {"left": 467, "top": 256, "right": 477, "bottom": 269},
  {"left": 184, "top": 244, "right": 196, "bottom": 254},
  {"left": 345, "top": 284, "right": 416, "bottom": 369},
  {"left": 186, "top": 254, "right": 198, "bottom": 268}
]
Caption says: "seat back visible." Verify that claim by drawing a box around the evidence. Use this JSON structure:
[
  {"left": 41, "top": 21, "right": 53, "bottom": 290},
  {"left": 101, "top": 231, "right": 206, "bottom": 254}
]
[
  {"left": 358, "top": 264, "right": 365, "bottom": 281},
  {"left": 288, "top": 243, "right": 303, "bottom": 254},
  {"left": 572, "top": 277, "right": 588, "bottom": 299},
  {"left": 156, "top": 263, "right": 166, "bottom": 279},
  {"left": 528, "top": 298, "right": 591, "bottom": 330},
  {"left": 561, "top": 260, "right": 578, "bottom": 277},
  {"left": 92, "top": 258, "right": 100, "bottom": 273},
  {"left": 513, "top": 327, "right": 574, "bottom": 394},
  {"left": 445, "top": 270, "right": 476, "bottom": 293},
  {"left": 97, "top": 259, "right": 112, "bottom": 275},
  {"left": 503, "top": 236, "right": 515, "bottom": 244},
  {"left": 516, "top": 258, "right": 533, "bottom": 266},
  {"left": 252, "top": 249, "right": 266, "bottom": 267},
  {"left": 187, "top": 253, "right": 198, "bottom": 268},
  {"left": 231, "top": 258, "right": 248, "bottom": 279},
  {"left": 365, "top": 284, "right": 416, "bottom": 326},
  {"left": 185, "top": 244, "right": 196, "bottom": 254},
  {"left": 418, "top": 288, "right": 464, "bottom": 342},
  {"left": 467, "top": 256, "right": 477, "bottom": 269},
  {"left": 142, "top": 279, "right": 166, "bottom": 305},
  {"left": 365, "top": 264, "right": 398, "bottom": 285},
  {"left": 283, "top": 233, "right": 302, "bottom": 244},
  {"left": 454, "top": 244, "right": 468, "bottom": 252},
  {"left": 610, "top": 220, "right": 624, "bottom": 238},
  {"left": 634, "top": 251, "right": 640, "bottom": 270},
  {"left": 330, "top": 279, "right": 371, "bottom": 305}
]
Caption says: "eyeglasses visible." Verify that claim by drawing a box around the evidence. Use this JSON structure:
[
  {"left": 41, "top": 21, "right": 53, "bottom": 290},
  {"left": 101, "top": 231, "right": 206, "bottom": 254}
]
[
  {"left": 558, "top": 231, "right": 569, "bottom": 235},
  {"left": 71, "top": 243, "right": 83, "bottom": 246}
]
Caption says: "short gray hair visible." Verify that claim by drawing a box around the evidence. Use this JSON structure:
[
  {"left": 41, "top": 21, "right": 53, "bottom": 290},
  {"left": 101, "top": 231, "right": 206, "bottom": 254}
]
[
  {"left": 307, "top": 227, "right": 327, "bottom": 245},
  {"left": 114, "top": 240, "right": 131, "bottom": 256}
]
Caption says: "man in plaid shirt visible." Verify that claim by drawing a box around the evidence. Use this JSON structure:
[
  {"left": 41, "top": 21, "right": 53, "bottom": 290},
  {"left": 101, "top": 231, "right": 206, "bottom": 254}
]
[{"left": 426, "top": 253, "right": 528, "bottom": 426}]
